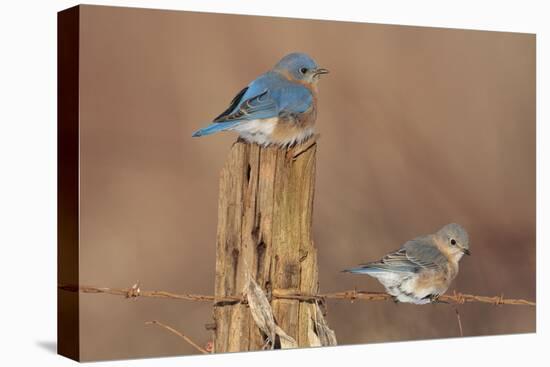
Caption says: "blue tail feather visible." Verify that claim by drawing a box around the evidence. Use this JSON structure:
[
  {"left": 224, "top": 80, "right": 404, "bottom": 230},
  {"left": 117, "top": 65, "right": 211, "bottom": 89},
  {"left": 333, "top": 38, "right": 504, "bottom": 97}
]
[
  {"left": 192, "top": 121, "right": 240, "bottom": 137},
  {"left": 342, "top": 266, "right": 387, "bottom": 274}
]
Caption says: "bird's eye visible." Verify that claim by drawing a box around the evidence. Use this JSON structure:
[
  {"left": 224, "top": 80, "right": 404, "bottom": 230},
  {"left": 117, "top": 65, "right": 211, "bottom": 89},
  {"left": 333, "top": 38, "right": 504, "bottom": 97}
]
[
  {"left": 300, "top": 67, "right": 308, "bottom": 74},
  {"left": 450, "top": 239, "right": 457, "bottom": 245}
]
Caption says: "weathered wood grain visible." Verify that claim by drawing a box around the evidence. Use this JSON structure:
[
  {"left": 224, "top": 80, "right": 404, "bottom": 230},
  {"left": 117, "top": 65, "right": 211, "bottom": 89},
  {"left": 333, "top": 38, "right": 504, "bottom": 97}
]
[{"left": 213, "top": 138, "right": 320, "bottom": 352}]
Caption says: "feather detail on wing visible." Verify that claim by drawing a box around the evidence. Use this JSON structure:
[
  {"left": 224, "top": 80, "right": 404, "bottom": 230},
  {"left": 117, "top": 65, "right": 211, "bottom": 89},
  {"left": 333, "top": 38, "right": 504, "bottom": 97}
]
[
  {"left": 212, "top": 86, "right": 248, "bottom": 122},
  {"left": 350, "top": 237, "right": 447, "bottom": 274},
  {"left": 211, "top": 72, "right": 313, "bottom": 124},
  {"left": 213, "top": 89, "right": 278, "bottom": 122}
]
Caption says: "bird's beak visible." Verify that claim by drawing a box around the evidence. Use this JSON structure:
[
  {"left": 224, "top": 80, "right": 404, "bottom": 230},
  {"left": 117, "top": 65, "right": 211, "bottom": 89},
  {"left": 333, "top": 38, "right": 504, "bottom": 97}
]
[
  {"left": 462, "top": 249, "right": 471, "bottom": 256},
  {"left": 313, "top": 67, "right": 330, "bottom": 76}
]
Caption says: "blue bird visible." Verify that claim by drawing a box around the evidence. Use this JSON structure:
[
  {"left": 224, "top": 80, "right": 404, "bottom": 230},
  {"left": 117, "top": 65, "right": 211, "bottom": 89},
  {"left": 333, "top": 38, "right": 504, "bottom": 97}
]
[
  {"left": 343, "top": 223, "right": 471, "bottom": 304},
  {"left": 192, "top": 53, "right": 329, "bottom": 147}
]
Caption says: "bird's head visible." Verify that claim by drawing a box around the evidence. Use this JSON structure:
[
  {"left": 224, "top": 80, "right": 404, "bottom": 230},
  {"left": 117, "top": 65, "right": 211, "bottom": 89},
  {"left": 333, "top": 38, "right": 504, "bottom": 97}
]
[
  {"left": 273, "top": 52, "right": 329, "bottom": 85},
  {"left": 437, "top": 223, "right": 471, "bottom": 261}
]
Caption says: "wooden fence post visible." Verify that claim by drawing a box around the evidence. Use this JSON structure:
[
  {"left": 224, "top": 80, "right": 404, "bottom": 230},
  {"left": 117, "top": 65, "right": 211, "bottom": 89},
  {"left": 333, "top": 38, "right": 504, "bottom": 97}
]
[{"left": 213, "top": 138, "right": 321, "bottom": 352}]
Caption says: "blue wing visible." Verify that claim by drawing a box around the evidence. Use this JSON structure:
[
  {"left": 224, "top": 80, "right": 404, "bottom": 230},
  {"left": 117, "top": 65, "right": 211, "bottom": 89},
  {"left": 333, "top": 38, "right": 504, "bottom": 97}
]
[
  {"left": 211, "top": 86, "right": 249, "bottom": 122},
  {"left": 192, "top": 72, "right": 313, "bottom": 137},
  {"left": 214, "top": 72, "right": 312, "bottom": 122},
  {"left": 344, "top": 237, "right": 447, "bottom": 274}
]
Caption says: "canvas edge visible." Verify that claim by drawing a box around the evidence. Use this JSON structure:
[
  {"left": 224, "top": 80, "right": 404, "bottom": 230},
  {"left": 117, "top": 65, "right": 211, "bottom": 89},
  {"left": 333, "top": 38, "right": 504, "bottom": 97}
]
[{"left": 57, "top": 4, "right": 81, "bottom": 362}]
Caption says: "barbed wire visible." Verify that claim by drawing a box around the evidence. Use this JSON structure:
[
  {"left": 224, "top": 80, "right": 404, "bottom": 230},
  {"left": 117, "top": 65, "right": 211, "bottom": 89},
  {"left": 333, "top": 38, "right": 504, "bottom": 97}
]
[{"left": 58, "top": 283, "right": 535, "bottom": 306}]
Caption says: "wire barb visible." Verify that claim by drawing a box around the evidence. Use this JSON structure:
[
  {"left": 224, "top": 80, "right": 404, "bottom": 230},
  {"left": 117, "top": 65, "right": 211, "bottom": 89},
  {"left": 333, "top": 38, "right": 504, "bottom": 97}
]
[{"left": 126, "top": 281, "right": 141, "bottom": 299}]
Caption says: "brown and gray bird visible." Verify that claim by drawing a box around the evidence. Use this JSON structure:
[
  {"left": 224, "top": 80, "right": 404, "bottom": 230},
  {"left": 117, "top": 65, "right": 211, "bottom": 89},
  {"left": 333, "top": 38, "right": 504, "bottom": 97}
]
[{"left": 344, "top": 223, "right": 470, "bottom": 304}]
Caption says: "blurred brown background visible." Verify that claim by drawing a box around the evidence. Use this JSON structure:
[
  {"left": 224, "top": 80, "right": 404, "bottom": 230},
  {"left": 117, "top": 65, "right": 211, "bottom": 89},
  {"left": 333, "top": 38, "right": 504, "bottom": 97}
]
[{"left": 77, "top": 5, "right": 535, "bottom": 361}]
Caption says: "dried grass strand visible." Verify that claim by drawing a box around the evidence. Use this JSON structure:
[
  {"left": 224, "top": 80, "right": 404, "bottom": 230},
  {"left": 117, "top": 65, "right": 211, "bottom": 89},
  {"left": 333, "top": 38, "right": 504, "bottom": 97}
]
[{"left": 145, "top": 320, "right": 208, "bottom": 354}]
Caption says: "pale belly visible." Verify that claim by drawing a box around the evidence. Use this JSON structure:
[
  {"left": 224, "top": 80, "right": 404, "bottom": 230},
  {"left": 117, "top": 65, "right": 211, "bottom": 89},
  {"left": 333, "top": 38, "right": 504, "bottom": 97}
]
[
  {"left": 232, "top": 118, "right": 277, "bottom": 146},
  {"left": 369, "top": 269, "right": 452, "bottom": 305},
  {"left": 231, "top": 117, "right": 315, "bottom": 147}
]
